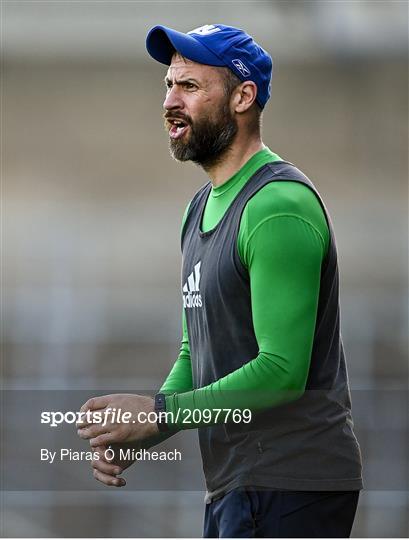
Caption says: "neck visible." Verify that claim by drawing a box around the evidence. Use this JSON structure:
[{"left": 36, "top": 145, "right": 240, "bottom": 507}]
[{"left": 202, "top": 134, "right": 265, "bottom": 188}]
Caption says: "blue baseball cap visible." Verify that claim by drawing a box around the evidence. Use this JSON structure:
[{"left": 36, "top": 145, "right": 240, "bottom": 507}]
[{"left": 146, "top": 24, "right": 273, "bottom": 109}]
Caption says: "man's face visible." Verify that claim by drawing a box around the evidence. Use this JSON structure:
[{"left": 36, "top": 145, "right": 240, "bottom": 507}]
[{"left": 163, "top": 54, "right": 238, "bottom": 168}]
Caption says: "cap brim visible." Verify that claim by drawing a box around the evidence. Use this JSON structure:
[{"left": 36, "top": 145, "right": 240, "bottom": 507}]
[{"left": 146, "top": 25, "right": 225, "bottom": 66}]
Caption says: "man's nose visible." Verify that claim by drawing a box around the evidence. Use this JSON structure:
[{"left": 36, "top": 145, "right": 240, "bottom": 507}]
[{"left": 163, "top": 86, "right": 184, "bottom": 111}]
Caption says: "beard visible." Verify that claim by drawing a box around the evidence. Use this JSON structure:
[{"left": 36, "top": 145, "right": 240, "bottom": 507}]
[{"left": 166, "top": 98, "right": 238, "bottom": 169}]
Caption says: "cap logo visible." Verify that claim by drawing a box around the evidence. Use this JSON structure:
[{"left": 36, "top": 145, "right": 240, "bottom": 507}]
[
  {"left": 188, "top": 25, "right": 222, "bottom": 36},
  {"left": 232, "top": 59, "right": 251, "bottom": 77}
]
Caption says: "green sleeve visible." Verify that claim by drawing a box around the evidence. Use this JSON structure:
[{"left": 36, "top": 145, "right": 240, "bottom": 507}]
[
  {"left": 159, "top": 311, "right": 193, "bottom": 395},
  {"left": 165, "top": 184, "right": 329, "bottom": 429}
]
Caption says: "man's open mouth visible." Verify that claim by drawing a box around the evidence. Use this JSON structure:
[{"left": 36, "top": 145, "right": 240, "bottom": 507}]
[{"left": 168, "top": 119, "right": 190, "bottom": 140}]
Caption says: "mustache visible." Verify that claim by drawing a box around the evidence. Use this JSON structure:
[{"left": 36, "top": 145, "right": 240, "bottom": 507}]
[{"left": 163, "top": 112, "right": 192, "bottom": 125}]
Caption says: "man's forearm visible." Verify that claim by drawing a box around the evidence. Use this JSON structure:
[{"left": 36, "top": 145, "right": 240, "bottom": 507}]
[{"left": 163, "top": 351, "right": 307, "bottom": 429}]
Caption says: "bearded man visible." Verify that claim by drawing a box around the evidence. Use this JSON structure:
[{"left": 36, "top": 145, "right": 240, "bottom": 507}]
[{"left": 77, "top": 24, "right": 363, "bottom": 538}]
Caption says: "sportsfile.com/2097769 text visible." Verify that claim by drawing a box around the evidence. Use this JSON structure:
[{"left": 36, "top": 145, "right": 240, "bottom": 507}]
[{"left": 40, "top": 408, "right": 252, "bottom": 427}]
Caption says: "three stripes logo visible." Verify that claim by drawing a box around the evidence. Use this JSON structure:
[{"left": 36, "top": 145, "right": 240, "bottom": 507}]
[{"left": 183, "top": 261, "right": 202, "bottom": 308}]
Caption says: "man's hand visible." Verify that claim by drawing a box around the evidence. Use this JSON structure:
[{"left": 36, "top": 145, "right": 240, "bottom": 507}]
[
  {"left": 91, "top": 443, "right": 138, "bottom": 487},
  {"left": 77, "top": 393, "right": 159, "bottom": 447}
]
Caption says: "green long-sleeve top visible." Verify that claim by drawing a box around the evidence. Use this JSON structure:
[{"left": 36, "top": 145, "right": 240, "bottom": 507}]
[{"left": 159, "top": 147, "right": 329, "bottom": 429}]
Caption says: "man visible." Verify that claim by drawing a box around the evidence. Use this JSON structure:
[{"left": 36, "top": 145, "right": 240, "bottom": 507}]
[{"left": 77, "top": 24, "right": 363, "bottom": 537}]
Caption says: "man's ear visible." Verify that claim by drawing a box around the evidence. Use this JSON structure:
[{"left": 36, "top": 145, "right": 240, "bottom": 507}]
[{"left": 232, "top": 82, "right": 258, "bottom": 113}]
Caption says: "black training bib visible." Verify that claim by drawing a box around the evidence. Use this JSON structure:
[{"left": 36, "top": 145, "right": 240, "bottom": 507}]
[{"left": 181, "top": 161, "right": 363, "bottom": 503}]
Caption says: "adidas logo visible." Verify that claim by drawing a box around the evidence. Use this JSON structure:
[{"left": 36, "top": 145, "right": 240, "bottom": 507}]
[{"left": 183, "top": 261, "right": 202, "bottom": 309}]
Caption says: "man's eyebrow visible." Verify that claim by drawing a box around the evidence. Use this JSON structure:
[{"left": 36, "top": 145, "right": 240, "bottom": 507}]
[{"left": 164, "top": 76, "right": 201, "bottom": 86}]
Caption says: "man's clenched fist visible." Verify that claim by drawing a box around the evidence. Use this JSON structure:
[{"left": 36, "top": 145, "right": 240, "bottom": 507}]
[{"left": 77, "top": 393, "right": 159, "bottom": 447}]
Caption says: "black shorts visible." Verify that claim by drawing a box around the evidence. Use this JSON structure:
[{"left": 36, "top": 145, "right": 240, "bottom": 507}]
[{"left": 203, "top": 488, "right": 360, "bottom": 538}]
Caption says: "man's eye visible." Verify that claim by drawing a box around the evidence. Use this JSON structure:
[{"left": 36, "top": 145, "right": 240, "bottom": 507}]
[{"left": 184, "top": 83, "right": 196, "bottom": 90}]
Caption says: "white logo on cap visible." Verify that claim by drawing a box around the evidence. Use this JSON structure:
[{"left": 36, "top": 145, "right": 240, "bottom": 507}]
[
  {"left": 232, "top": 59, "right": 251, "bottom": 77},
  {"left": 188, "top": 25, "right": 222, "bottom": 36}
]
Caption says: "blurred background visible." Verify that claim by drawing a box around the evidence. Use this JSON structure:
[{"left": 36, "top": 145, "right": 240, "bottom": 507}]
[{"left": 1, "top": 0, "right": 408, "bottom": 537}]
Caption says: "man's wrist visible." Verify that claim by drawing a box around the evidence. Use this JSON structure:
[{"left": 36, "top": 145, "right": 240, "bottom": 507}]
[
  {"left": 154, "top": 393, "right": 169, "bottom": 432},
  {"left": 137, "top": 395, "right": 160, "bottom": 439}
]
